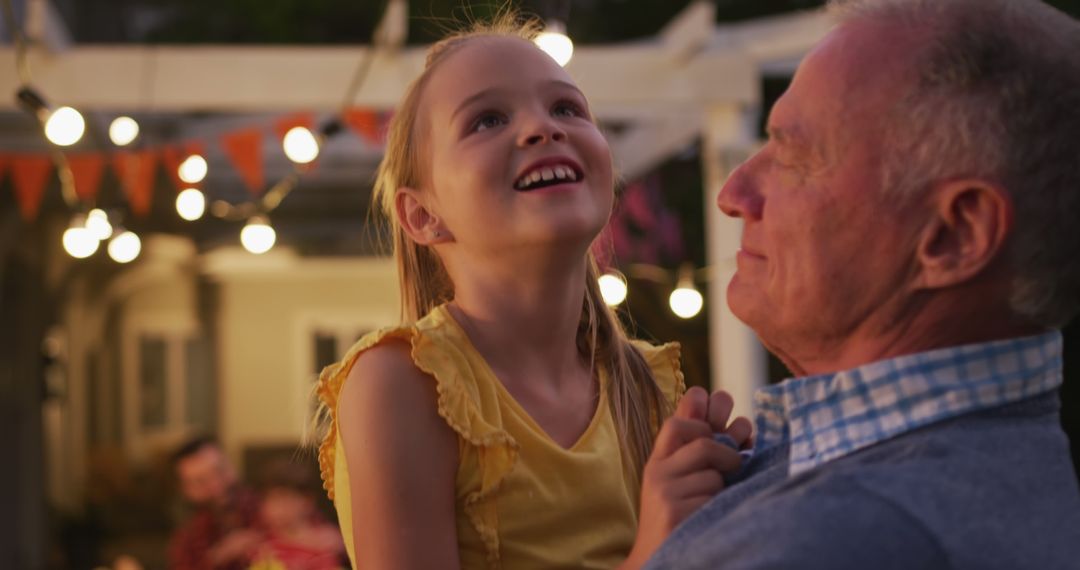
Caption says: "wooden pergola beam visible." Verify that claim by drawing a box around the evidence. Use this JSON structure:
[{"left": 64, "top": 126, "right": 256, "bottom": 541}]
[{"left": 0, "top": 43, "right": 756, "bottom": 114}]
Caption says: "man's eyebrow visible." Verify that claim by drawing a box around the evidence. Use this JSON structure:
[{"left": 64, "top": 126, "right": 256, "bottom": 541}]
[
  {"left": 768, "top": 124, "right": 815, "bottom": 153},
  {"left": 767, "top": 125, "right": 796, "bottom": 145}
]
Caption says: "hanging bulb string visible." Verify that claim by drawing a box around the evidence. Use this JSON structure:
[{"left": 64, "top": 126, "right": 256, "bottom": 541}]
[
  {"left": 4, "top": 0, "right": 85, "bottom": 212},
  {"left": 205, "top": 0, "right": 396, "bottom": 222},
  {"left": 1, "top": 0, "right": 31, "bottom": 85}
]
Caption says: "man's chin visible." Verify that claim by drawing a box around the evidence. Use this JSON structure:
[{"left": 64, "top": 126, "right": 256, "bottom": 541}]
[{"left": 726, "top": 280, "right": 763, "bottom": 327}]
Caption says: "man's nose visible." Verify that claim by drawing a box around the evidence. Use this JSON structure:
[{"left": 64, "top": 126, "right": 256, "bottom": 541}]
[{"left": 717, "top": 159, "right": 764, "bottom": 220}]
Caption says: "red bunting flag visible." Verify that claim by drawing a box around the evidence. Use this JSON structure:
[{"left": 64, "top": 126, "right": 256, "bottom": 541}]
[
  {"left": 11, "top": 155, "right": 52, "bottom": 221},
  {"left": 67, "top": 154, "right": 106, "bottom": 202},
  {"left": 273, "top": 113, "right": 315, "bottom": 144},
  {"left": 221, "top": 128, "right": 265, "bottom": 196},
  {"left": 344, "top": 108, "right": 381, "bottom": 144},
  {"left": 112, "top": 150, "right": 158, "bottom": 217},
  {"left": 159, "top": 145, "right": 186, "bottom": 192}
]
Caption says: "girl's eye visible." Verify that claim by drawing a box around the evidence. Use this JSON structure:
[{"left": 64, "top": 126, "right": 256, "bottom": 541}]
[
  {"left": 553, "top": 101, "right": 585, "bottom": 118},
  {"left": 470, "top": 112, "right": 506, "bottom": 133}
]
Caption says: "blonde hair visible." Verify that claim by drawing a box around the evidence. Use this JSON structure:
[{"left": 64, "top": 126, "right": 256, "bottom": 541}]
[{"left": 371, "top": 10, "right": 670, "bottom": 479}]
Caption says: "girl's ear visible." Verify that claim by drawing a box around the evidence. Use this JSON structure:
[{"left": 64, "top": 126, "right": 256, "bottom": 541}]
[{"left": 394, "top": 187, "right": 452, "bottom": 245}]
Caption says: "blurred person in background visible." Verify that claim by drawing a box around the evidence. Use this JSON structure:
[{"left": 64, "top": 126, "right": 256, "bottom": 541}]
[
  {"left": 169, "top": 436, "right": 263, "bottom": 570},
  {"left": 250, "top": 460, "right": 346, "bottom": 570}
]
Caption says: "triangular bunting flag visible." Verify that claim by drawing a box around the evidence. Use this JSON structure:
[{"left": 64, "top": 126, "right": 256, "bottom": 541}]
[
  {"left": 378, "top": 111, "right": 395, "bottom": 143},
  {"left": 184, "top": 141, "right": 207, "bottom": 161},
  {"left": 112, "top": 150, "right": 158, "bottom": 217},
  {"left": 160, "top": 145, "right": 186, "bottom": 192},
  {"left": 344, "top": 108, "right": 381, "bottom": 144},
  {"left": 11, "top": 155, "right": 52, "bottom": 221},
  {"left": 67, "top": 153, "right": 106, "bottom": 202},
  {"left": 221, "top": 128, "right": 265, "bottom": 196},
  {"left": 273, "top": 113, "right": 315, "bottom": 144}
]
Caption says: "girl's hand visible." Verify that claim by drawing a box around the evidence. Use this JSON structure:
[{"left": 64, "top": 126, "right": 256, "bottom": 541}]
[
  {"left": 705, "top": 388, "right": 754, "bottom": 451},
  {"left": 620, "top": 387, "right": 750, "bottom": 569}
]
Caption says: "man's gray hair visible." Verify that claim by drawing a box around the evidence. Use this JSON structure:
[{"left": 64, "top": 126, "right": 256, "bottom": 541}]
[{"left": 829, "top": 0, "right": 1080, "bottom": 328}]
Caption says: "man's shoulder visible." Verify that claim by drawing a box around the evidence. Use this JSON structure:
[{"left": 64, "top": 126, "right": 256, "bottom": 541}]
[{"left": 648, "top": 401, "right": 1080, "bottom": 570}]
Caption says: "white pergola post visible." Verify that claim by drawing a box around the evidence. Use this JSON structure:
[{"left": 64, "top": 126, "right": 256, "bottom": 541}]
[{"left": 702, "top": 103, "right": 767, "bottom": 419}]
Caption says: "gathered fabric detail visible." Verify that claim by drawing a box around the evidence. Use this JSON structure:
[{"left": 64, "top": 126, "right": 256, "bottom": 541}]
[
  {"left": 315, "top": 308, "right": 519, "bottom": 568},
  {"left": 630, "top": 339, "right": 687, "bottom": 412}
]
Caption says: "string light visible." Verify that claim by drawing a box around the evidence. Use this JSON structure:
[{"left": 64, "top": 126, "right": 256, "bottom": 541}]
[
  {"left": 62, "top": 216, "right": 99, "bottom": 259},
  {"left": 85, "top": 208, "right": 113, "bottom": 241},
  {"left": 669, "top": 264, "right": 704, "bottom": 319},
  {"left": 176, "top": 188, "right": 206, "bottom": 221},
  {"left": 240, "top": 216, "right": 276, "bottom": 254},
  {"left": 598, "top": 272, "right": 628, "bottom": 306},
  {"left": 178, "top": 154, "right": 208, "bottom": 184},
  {"left": 108, "top": 230, "right": 141, "bottom": 263},
  {"left": 282, "top": 126, "right": 319, "bottom": 164},
  {"left": 44, "top": 106, "right": 86, "bottom": 146},
  {"left": 109, "top": 116, "right": 140, "bottom": 146},
  {"left": 535, "top": 20, "right": 574, "bottom": 66}
]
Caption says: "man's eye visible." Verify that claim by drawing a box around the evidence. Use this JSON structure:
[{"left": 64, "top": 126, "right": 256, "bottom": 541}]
[{"left": 471, "top": 113, "right": 506, "bottom": 132}]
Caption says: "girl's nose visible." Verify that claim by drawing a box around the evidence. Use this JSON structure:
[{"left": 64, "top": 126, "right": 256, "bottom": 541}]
[{"left": 520, "top": 115, "right": 567, "bottom": 146}]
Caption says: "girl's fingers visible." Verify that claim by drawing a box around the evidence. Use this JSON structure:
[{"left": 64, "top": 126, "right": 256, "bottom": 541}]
[
  {"left": 671, "top": 468, "right": 725, "bottom": 498},
  {"left": 661, "top": 436, "right": 743, "bottom": 477},
  {"left": 675, "top": 386, "right": 709, "bottom": 421},
  {"left": 705, "top": 390, "right": 734, "bottom": 434},
  {"left": 725, "top": 416, "right": 753, "bottom": 448},
  {"left": 650, "top": 416, "right": 713, "bottom": 461}
]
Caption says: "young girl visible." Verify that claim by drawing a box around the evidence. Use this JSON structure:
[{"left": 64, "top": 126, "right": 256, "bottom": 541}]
[{"left": 316, "top": 13, "right": 749, "bottom": 570}]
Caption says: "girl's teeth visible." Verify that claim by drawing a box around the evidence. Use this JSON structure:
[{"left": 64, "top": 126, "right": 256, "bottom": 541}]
[{"left": 517, "top": 166, "right": 580, "bottom": 189}]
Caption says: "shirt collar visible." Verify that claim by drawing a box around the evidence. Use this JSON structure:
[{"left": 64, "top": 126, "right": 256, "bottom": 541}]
[{"left": 752, "top": 331, "right": 1063, "bottom": 477}]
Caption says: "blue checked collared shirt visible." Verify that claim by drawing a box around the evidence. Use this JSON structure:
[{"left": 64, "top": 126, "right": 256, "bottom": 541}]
[{"left": 751, "top": 331, "right": 1063, "bottom": 477}]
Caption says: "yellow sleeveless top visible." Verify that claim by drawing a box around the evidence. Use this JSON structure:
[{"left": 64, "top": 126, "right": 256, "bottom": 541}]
[{"left": 316, "top": 304, "right": 684, "bottom": 569}]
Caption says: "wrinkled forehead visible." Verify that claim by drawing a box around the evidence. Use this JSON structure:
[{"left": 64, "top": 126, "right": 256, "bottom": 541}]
[{"left": 773, "top": 19, "right": 925, "bottom": 150}]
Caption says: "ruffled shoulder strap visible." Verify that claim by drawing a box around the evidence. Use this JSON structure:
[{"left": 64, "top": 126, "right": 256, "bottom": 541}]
[
  {"left": 630, "top": 339, "right": 686, "bottom": 410},
  {"left": 315, "top": 305, "right": 518, "bottom": 567},
  {"left": 315, "top": 323, "right": 414, "bottom": 501}
]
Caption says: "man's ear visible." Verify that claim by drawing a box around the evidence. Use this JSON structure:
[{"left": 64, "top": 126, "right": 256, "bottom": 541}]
[
  {"left": 394, "top": 187, "right": 452, "bottom": 245},
  {"left": 913, "top": 179, "right": 1012, "bottom": 290}
]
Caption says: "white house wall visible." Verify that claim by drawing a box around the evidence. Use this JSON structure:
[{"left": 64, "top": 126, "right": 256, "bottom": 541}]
[{"left": 202, "top": 248, "right": 398, "bottom": 471}]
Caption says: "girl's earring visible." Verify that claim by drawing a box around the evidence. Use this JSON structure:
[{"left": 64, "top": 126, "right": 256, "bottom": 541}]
[{"left": 432, "top": 230, "right": 441, "bottom": 239}]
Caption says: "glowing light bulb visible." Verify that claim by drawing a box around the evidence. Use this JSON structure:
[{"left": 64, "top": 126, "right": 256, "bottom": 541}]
[
  {"left": 178, "top": 154, "right": 208, "bottom": 184},
  {"left": 240, "top": 217, "right": 276, "bottom": 254},
  {"left": 669, "top": 286, "right": 704, "bottom": 319},
  {"left": 85, "top": 208, "right": 113, "bottom": 240},
  {"left": 282, "top": 126, "right": 319, "bottom": 164},
  {"left": 109, "top": 116, "right": 140, "bottom": 146},
  {"left": 62, "top": 216, "right": 99, "bottom": 259},
  {"left": 176, "top": 188, "right": 206, "bottom": 221},
  {"left": 44, "top": 106, "right": 86, "bottom": 146},
  {"left": 534, "top": 22, "right": 573, "bottom": 67},
  {"left": 598, "top": 273, "right": 628, "bottom": 306},
  {"left": 108, "top": 231, "right": 141, "bottom": 263}
]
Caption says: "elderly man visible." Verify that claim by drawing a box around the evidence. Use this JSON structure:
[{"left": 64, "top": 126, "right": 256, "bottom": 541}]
[{"left": 645, "top": 0, "right": 1080, "bottom": 568}]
